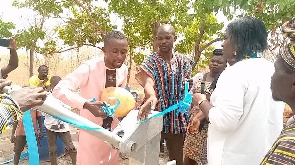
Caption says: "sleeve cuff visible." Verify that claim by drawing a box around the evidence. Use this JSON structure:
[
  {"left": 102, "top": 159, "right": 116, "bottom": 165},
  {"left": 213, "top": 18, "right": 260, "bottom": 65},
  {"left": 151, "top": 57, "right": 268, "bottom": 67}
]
[{"left": 2, "top": 94, "right": 23, "bottom": 121}]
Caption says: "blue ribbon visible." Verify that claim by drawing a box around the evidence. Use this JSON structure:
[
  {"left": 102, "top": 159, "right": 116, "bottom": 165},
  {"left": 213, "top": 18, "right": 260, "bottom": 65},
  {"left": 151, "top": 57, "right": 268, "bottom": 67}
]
[
  {"left": 139, "top": 82, "right": 192, "bottom": 123},
  {"left": 1, "top": 111, "right": 39, "bottom": 165},
  {"left": 51, "top": 115, "right": 102, "bottom": 131},
  {"left": 90, "top": 98, "right": 120, "bottom": 117},
  {"left": 47, "top": 97, "right": 121, "bottom": 131},
  {"left": 23, "top": 110, "right": 40, "bottom": 165}
]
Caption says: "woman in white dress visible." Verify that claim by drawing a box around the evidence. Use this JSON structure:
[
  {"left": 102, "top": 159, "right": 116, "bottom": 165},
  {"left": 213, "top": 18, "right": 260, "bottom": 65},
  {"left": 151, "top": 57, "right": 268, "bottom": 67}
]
[{"left": 193, "top": 16, "right": 285, "bottom": 165}]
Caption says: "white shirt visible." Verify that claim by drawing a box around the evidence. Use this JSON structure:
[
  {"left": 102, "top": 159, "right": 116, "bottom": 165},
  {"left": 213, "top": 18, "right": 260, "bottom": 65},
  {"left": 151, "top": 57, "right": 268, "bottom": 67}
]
[
  {"left": 208, "top": 58, "right": 284, "bottom": 165},
  {"left": 42, "top": 98, "right": 70, "bottom": 132},
  {"left": 43, "top": 113, "right": 70, "bottom": 132}
]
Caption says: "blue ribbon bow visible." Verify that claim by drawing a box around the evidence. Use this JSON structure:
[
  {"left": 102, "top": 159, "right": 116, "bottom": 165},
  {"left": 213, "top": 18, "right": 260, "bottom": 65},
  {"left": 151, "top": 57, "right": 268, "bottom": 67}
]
[
  {"left": 90, "top": 98, "right": 120, "bottom": 117},
  {"left": 139, "top": 82, "right": 192, "bottom": 123}
]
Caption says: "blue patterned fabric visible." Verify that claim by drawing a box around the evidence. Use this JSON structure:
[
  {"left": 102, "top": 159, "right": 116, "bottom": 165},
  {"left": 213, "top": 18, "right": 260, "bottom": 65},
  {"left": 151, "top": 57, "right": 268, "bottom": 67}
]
[{"left": 138, "top": 52, "right": 193, "bottom": 134}]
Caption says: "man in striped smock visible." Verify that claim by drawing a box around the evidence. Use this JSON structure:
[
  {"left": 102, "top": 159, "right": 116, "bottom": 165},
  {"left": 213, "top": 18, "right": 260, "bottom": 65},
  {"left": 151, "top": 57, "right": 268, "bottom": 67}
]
[
  {"left": 136, "top": 24, "right": 193, "bottom": 165},
  {"left": 261, "top": 18, "right": 295, "bottom": 165}
]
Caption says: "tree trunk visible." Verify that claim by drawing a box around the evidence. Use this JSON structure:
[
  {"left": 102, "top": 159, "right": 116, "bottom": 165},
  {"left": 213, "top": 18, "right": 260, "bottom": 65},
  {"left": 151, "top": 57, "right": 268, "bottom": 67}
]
[
  {"left": 151, "top": 22, "right": 159, "bottom": 52},
  {"left": 29, "top": 48, "right": 34, "bottom": 77},
  {"left": 192, "top": 50, "right": 201, "bottom": 69},
  {"left": 151, "top": 0, "right": 159, "bottom": 52}
]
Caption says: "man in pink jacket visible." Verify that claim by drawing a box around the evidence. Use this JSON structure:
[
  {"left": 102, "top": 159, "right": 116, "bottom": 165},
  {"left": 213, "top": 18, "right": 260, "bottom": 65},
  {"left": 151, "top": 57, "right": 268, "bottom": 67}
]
[{"left": 52, "top": 30, "right": 128, "bottom": 165}]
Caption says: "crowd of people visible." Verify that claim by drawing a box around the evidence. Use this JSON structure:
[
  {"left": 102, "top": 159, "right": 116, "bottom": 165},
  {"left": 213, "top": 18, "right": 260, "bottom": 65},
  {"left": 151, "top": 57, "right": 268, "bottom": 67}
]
[{"left": 0, "top": 16, "right": 294, "bottom": 165}]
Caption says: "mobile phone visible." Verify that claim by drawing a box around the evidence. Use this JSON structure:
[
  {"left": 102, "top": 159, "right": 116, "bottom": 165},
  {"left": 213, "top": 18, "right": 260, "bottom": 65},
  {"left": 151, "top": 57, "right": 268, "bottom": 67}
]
[{"left": 0, "top": 38, "right": 10, "bottom": 47}]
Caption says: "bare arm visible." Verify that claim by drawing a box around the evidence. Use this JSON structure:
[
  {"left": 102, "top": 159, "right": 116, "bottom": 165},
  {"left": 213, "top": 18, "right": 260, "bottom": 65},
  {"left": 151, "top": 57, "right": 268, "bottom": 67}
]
[
  {"left": 10, "top": 121, "right": 18, "bottom": 143},
  {"left": 136, "top": 70, "right": 156, "bottom": 98},
  {"left": 1, "top": 39, "right": 18, "bottom": 77},
  {"left": 197, "top": 100, "right": 213, "bottom": 120},
  {"left": 135, "top": 69, "right": 158, "bottom": 120},
  {"left": 11, "top": 121, "right": 18, "bottom": 136},
  {"left": 37, "top": 116, "right": 43, "bottom": 132},
  {"left": 37, "top": 116, "right": 43, "bottom": 138}
]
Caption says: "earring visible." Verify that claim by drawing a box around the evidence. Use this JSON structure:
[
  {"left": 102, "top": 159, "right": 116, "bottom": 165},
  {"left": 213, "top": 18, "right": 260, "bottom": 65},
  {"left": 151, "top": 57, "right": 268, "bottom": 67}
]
[{"left": 233, "top": 51, "right": 237, "bottom": 56}]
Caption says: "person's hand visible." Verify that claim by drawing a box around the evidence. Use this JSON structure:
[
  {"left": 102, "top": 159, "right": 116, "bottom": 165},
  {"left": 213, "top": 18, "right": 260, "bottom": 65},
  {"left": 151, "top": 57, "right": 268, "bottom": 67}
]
[
  {"left": 10, "top": 135, "right": 16, "bottom": 143},
  {"left": 83, "top": 101, "right": 107, "bottom": 118},
  {"left": 137, "top": 95, "right": 158, "bottom": 120},
  {"left": 38, "top": 132, "right": 43, "bottom": 140},
  {"left": 187, "top": 116, "right": 201, "bottom": 134},
  {"left": 192, "top": 93, "right": 207, "bottom": 106},
  {"left": 8, "top": 38, "right": 17, "bottom": 50},
  {"left": 10, "top": 87, "right": 47, "bottom": 112},
  {"left": 0, "top": 79, "right": 12, "bottom": 94}
]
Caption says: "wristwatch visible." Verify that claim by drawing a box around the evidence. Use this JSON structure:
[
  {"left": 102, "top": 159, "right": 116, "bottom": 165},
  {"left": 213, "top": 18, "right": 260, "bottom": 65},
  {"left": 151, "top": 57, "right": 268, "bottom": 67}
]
[{"left": 198, "top": 99, "right": 208, "bottom": 107}]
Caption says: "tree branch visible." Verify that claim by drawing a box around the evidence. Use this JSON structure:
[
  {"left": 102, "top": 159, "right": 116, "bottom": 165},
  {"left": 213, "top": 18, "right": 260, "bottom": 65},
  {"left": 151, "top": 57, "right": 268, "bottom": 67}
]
[
  {"left": 83, "top": 43, "right": 102, "bottom": 49},
  {"left": 71, "top": 0, "right": 105, "bottom": 38},
  {"left": 193, "top": 18, "right": 206, "bottom": 68},
  {"left": 39, "top": 43, "right": 102, "bottom": 57},
  {"left": 195, "top": 19, "right": 205, "bottom": 53},
  {"left": 255, "top": 0, "right": 263, "bottom": 14},
  {"left": 200, "top": 37, "right": 223, "bottom": 52}
]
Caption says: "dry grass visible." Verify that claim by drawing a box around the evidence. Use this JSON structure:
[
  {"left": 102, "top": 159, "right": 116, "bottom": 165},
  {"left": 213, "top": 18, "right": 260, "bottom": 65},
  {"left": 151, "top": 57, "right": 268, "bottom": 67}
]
[{"left": 0, "top": 50, "right": 144, "bottom": 94}]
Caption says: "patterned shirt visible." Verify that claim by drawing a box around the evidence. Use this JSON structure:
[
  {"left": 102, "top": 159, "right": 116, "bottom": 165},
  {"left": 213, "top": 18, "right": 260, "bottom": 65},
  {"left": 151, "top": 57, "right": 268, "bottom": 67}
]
[
  {"left": 0, "top": 94, "right": 22, "bottom": 134},
  {"left": 137, "top": 52, "right": 193, "bottom": 134},
  {"left": 261, "top": 122, "right": 295, "bottom": 165}
]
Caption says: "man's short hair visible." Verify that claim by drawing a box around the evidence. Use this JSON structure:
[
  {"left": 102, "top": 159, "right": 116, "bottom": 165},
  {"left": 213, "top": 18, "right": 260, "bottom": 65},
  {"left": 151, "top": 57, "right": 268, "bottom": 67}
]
[
  {"left": 37, "top": 65, "right": 48, "bottom": 72},
  {"left": 103, "top": 30, "right": 126, "bottom": 45}
]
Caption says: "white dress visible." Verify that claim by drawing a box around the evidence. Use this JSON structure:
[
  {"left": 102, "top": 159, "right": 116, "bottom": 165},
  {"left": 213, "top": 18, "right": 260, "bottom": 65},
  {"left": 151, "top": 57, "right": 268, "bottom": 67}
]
[{"left": 208, "top": 58, "right": 284, "bottom": 165}]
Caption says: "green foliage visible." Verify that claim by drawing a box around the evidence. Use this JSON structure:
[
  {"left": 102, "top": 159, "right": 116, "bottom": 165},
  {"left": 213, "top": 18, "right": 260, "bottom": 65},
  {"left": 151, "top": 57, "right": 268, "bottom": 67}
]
[
  {"left": 0, "top": 20, "right": 15, "bottom": 38},
  {"left": 15, "top": 27, "right": 46, "bottom": 50},
  {"left": 56, "top": 7, "right": 115, "bottom": 47},
  {"left": 12, "top": 0, "right": 58, "bottom": 56},
  {"left": 107, "top": 0, "right": 223, "bottom": 69},
  {"left": 39, "top": 40, "right": 57, "bottom": 56},
  {"left": 132, "top": 52, "right": 146, "bottom": 66},
  {"left": 214, "top": 0, "right": 295, "bottom": 31},
  {"left": 13, "top": 0, "right": 64, "bottom": 17},
  {"left": 10, "top": 0, "right": 295, "bottom": 79},
  {"left": 176, "top": 14, "right": 223, "bottom": 55}
]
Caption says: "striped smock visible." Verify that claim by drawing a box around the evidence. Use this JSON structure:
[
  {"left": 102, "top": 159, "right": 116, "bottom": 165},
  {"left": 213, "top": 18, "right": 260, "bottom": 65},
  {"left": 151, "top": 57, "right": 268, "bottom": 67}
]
[
  {"left": 261, "top": 122, "right": 295, "bottom": 164},
  {"left": 137, "top": 52, "right": 193, "bottom": 134}
]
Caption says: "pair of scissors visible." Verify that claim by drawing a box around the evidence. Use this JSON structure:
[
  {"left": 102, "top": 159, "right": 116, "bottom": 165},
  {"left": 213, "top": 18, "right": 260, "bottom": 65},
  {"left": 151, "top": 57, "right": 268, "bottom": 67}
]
[{"left": 90, "top": 98, "right": 122, "bottom": 127}]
